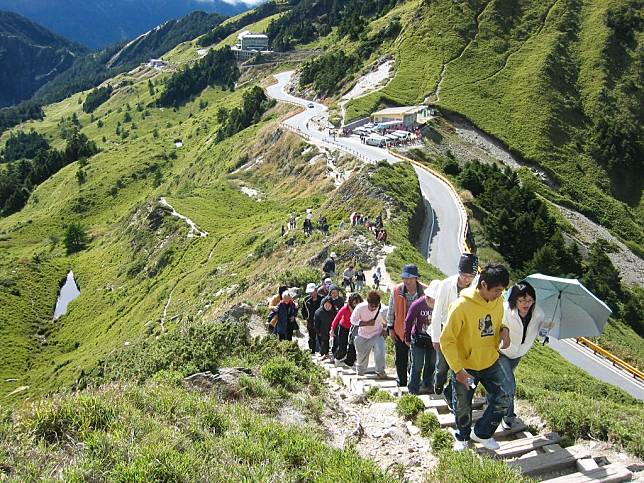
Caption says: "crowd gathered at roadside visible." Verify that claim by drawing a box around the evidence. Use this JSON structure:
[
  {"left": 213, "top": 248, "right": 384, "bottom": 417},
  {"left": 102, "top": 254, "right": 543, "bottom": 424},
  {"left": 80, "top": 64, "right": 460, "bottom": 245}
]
[{"left": 267, "top": 249, "right": 553, "bottom": 451}]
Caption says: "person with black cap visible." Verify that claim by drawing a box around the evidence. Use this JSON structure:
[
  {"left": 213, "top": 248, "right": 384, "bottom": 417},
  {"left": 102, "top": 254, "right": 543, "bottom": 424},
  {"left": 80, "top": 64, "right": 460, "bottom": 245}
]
[
  {"left": 386, "top": 264, "right": 425, "bottom": 387},
  {"left": 431, "top": 253, "right": 479, "bottom": 402},
  {"left": 301, "top": 283, "right": 321, "bottom": 354}
]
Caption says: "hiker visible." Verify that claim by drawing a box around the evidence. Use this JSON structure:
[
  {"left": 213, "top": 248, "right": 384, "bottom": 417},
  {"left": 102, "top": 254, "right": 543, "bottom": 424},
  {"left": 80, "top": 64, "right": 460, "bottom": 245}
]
[
  {"left": 273, "top": 290, "right": 298, "bottom": 341},
  {"left": 328, "top": 285, "right": 345, "bottom": 311},
  {"left": 375, "top": 213, "right": 383, "bottom": 229},
  {"left": 432, "top": 253, "right": 479, "bottom": 401},
  {"left": 303, "top": 218, "right": 313, "bottom": 237},
  {"left": 330, "top": 292, "right": 363, "bottom": 367},
  {"left": 440, "top": 263, "right": 511, "bottom": 451},
  {"left": 372, "top": 267, "right": 381, "bottom": 290},
  {"left": 281, "top": 225, "right": 285, "bottom": 237},
  {"left": 322, "top": 252, "right": 337, "bottom": 278},
  {"left": 351, "top": 291, "right": 388, "bottom": 378},
  {"left": 268, "top": 285, "right": 288, "bottom": 312},
  {"left": 314, "top": 298, "right": 337, "bottom": 359},
  {"left": 499, "top": 281, "right": 551, "bottom": 430},
  {"left": 317, "top": 277, "right": 332, "bottom": 297},
  {"left": 386, "top": 264, "right": 425, "bottom": 387},
  {"left": 301, "top": 283, "right": 322, "bottom": 354},
  {"left": 355, "top": 269, "right": 366, "bottom": 292},
  {"left": 342, "top": 265, "right": 356, "bottom": 292},
  {"left": 404, "top": 280, "right": 441, "bottom": 395}
]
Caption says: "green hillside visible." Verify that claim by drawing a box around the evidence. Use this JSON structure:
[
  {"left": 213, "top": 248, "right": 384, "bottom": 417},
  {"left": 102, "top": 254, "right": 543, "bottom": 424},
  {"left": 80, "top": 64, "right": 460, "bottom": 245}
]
[
  {"left": 0, "top": 1, "right": 643, "bottom": 478},
  {"left": 293, "top": 0, "right": 642, "bottom": 251}
]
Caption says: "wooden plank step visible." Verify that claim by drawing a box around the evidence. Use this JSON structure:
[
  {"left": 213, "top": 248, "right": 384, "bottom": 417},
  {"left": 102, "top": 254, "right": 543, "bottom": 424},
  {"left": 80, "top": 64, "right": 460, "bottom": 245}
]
[
  {"left": 508, "top": 445, "right": 591, "bottom": 476},
  {"left": 490, "top": 433, "right": 560, "bottom": 458},
  {"left": 420, "top": 395, "right": 485, "bottom": 411},
  {"left": 492, "top": 422, "right": 528, "bottom": 440},
  {"left": 541, "top": 463, "right": 632, "bottom": 483},
  {"left": 438, "top": 410, "right": 484, "bottom": 428}
]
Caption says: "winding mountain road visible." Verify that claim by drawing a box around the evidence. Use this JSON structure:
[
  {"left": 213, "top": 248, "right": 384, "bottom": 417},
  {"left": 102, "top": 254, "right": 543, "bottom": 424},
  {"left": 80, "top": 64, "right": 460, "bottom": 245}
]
[
  {"left": 265, "top": 71, "right": 643, "bottom": 400},
  {"left": 266, "top": 71, "right": 463, "bottom": 275}
]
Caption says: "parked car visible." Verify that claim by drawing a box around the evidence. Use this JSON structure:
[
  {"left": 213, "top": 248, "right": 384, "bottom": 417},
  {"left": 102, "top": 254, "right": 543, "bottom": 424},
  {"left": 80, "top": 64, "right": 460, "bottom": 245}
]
[{"left": 307, "top": 103, "right": 314, "bottom": 108}]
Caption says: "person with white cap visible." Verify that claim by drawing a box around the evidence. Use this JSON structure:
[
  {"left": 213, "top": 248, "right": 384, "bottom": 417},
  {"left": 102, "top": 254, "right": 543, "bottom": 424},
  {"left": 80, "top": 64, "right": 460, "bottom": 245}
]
[
  {"left": 431, "top": 252, "right": 479, "bottom": 401},
  {"left": 301, "top": 283, "right": 322, "bottom": 354},
  {"left": 404, "top": 279, "right": 441, "bottom": 394},
  {"left": 386, "top": 264, "right": 425, "bottom": 387},
  {"left": 322, "top": 252, "right": 337, "bottom": 278}
]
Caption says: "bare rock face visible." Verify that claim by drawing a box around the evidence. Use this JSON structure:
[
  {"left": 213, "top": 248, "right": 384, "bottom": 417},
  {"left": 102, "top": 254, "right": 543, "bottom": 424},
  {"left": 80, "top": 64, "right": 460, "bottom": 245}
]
[{"left": 183, "top": 368, "right": 253, "bottom": 398}]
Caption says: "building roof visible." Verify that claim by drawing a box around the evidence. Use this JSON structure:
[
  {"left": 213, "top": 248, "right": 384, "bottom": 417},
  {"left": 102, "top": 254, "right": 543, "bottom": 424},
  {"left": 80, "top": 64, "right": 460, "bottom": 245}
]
[
  {"left": 371, "top": 106, "right": 425, "bottom": 117},
  {"left": 238, "top": 30, "right": 269, "bottom": 40}
]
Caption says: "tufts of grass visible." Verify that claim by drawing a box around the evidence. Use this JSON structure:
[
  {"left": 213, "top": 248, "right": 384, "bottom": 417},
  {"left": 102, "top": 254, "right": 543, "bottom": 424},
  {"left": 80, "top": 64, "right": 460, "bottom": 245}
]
[
  {"left": 415, "top": 412, "right": 440, "bottom": 437},
  {"left": 429, "top": 448, "right": 532, "bottom": 482},
  {"left": 430, "top": 429, "right": 454, "bottom": 454},
  {"left": 365, "top": 386, "right": 395, "bottom": 402},
  {"left": 395, "top": 394, "right": 425, "bottom": 421}
]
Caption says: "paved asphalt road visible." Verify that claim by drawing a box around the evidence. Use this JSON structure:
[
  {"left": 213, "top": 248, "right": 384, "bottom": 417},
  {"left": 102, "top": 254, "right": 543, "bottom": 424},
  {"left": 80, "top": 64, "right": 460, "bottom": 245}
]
[
  {"left": 266, "top": 71, "right": 463, "bottom": 276},
  {"left": 547, "top": 337, "right": 644, "bottom": 400},
  {"left": 266, "top": 71, "right": 644, "bottom": 400}
]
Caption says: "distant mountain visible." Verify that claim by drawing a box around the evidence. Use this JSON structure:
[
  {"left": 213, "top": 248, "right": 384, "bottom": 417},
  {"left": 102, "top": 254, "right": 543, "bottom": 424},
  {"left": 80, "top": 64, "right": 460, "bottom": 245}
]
[
  {"left": 0, "top": 0, "right": 259, "bottom": 49},
  {"left": 0, "top": 11, "right": 85, "bottom": 107}
]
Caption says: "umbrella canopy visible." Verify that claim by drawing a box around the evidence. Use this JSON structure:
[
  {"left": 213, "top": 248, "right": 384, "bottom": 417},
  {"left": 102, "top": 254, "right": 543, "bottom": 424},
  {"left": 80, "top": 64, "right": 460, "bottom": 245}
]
[{"left": 523, "top": 273, "right": 612, "bottom": 339}]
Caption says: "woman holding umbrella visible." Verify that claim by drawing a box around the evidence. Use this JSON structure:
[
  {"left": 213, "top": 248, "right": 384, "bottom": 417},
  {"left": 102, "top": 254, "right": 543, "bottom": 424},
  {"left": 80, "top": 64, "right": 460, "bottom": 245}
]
[{"left": 499, "top": 281, "right": 552, "bottom": 429}]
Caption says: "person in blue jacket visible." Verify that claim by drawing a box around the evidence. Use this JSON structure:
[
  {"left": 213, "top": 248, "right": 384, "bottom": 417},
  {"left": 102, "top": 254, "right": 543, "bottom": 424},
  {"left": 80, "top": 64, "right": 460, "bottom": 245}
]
[{"left": 273, "top": 291, "right": 298, "bottom": 341}]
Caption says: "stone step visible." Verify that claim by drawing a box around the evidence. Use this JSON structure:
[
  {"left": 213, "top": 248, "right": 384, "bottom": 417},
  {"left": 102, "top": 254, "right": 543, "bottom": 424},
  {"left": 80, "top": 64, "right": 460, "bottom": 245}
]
[
  {"left": 508, "top": 445, "right": 591, "bottom": 477},
  {"left": 540, "top": 463, "right": 632, "bottom": 483},
  {"left": 489, "top": 433, "right": 561, "bottom": 458},
  {"left": 437, "top": 409, "right": 484, "bottom": 428}
]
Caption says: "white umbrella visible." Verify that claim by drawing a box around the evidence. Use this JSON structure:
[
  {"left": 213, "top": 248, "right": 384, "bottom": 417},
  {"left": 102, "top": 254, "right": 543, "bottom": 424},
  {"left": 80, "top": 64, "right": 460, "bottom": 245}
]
[{"left": 524, "top": 273, "right": 612, "bottom": 339}]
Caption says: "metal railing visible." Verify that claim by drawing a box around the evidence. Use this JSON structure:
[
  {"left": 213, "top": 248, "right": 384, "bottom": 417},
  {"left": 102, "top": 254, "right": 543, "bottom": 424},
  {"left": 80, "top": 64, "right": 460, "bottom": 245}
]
[{"left": 576, "top": 337, "right": 644, "bottom": 381}]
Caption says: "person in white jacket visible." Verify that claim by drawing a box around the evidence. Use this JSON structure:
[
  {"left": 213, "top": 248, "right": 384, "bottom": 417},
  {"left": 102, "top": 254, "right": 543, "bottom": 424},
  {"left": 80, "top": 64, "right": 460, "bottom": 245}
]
[
  {"left": 499, "top": 281, "right": 552, "bottom": 429},
  {"left": 431, "top": 253, "right": 478, "bottom": 402}
]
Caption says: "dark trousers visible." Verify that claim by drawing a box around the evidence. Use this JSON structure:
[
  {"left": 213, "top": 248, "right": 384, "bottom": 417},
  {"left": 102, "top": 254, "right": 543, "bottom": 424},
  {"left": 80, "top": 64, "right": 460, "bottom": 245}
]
[
  {"left": 394, "top": 337, "right": 410, "bottom": 386},
  {"left": 333, "top": 325, "right": 356, "bottom": 366},
  {"left": 278, "top": 330, "right": 293, "bottom": 341},
  {"left": 317, "top": 322, "right": 331, "bottom": 355},
  {"left": 451, "top": 358, "right": 512, "bottom": 441},
  {"left": 306, "top": 319, "right": 316, "bottom": 353},
  {"left": 434, "top": 349, "right": 450, "bottom": 392}
]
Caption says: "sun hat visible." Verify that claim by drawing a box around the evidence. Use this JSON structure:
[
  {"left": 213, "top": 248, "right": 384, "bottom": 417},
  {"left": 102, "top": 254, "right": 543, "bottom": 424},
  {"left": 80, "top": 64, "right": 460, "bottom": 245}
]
[
  {"left": 400, "top": 264, "right": 420, "bottom": 279},
  {"left": 305, "top": 283, "right": 317, "bottom": 294},
  {"left": 427, "top": 279, "right": 441, "bottom": 299}
]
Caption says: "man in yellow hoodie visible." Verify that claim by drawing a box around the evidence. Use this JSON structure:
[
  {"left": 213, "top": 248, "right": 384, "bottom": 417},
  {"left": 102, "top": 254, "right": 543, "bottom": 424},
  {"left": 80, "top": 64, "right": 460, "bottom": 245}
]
[{"left": 440, "top": 263, "right": 512, "bottom": 451}]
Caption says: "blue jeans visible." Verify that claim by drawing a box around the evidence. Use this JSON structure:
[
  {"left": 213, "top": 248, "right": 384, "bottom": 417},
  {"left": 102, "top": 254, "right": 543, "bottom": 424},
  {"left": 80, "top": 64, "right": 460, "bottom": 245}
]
[
  {"left": 452, "top": 358, "right": 512, "bottom": 441},
  {"left": 408, "top": 341, "right": 436, "bottom": 394},
  {"left": 498, "top": 354, "right": 522, "bottom": 422},
  {"left": 434, "top": 349, "right": 450, "bottom": 391}
]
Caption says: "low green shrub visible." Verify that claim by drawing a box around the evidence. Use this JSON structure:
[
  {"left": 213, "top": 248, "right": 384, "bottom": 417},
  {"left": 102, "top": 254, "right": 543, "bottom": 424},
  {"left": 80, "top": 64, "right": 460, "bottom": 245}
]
[
  {"left": 201, "top": 409, "right": 229, "bottom": 436},
  {"left": 260, "top": 356, "right": 304, "bottom": 391},
  {"left": 396, "top": 394, "right": 425, "bottom": 421},
  {"left": 429, "top": 448, "right": 531, "bottom": 482},
  {"left": 431, "top": 429, "right": 453, "bottom": 453},
  {"left": 24, "top": 395, "right": 118, "bottom": 444},
  {"left": 366, "top": 387, "right": 396, "bottom": 402},
  {"left": 415, "top": 412, "right": 440, "bottom": 437}
]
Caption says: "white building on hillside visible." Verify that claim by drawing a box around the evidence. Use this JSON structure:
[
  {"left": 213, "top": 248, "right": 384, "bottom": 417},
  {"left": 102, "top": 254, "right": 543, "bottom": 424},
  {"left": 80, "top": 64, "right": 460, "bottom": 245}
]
[{"left": 236, "top": 31, "right": 270, "bottom": 51}]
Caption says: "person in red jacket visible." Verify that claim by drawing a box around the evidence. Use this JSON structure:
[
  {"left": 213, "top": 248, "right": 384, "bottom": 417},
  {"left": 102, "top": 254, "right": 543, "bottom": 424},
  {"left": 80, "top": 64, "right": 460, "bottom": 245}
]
[{"left": 330, "top": 293, "right": 363, "bottom": 367}]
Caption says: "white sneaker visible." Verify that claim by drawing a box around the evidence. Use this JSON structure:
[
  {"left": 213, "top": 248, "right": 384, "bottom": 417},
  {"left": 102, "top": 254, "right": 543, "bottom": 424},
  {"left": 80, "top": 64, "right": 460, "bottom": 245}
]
[
  {"left": 453, "top": 439, "right": 469, "bottom": 451},
  {"left": 471, "top": 432, "right": 500, "bottom": 450}
]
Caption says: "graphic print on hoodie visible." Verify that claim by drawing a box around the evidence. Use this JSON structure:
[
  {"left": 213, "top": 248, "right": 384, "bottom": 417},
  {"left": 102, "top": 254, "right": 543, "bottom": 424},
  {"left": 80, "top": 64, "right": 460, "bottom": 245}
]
[{"left": 439, "top": 286, "right": 506, "bottom": 373}]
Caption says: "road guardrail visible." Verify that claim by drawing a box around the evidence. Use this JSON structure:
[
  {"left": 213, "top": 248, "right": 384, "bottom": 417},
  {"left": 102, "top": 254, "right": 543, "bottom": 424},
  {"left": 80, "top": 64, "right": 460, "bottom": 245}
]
[{"left": 576, "top": 337, "right": 644, "bottom": 381}]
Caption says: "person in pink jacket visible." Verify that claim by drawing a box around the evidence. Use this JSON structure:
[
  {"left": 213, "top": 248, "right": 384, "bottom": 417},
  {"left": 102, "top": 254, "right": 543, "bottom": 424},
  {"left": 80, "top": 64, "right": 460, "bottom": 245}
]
[{"left": 330, "top": 293, "right": 363, "bottom": 367}]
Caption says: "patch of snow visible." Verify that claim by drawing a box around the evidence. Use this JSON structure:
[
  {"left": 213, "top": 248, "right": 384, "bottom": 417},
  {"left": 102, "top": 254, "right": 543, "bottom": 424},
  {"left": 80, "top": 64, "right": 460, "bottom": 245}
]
[{"left": 240, "top": 186, "right": 262, "bottom": 201}]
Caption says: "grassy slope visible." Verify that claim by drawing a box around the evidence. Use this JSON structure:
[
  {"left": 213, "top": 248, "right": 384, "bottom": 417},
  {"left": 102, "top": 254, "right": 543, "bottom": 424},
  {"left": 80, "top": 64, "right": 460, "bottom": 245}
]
[
  {"left": 344, "top": 0, "right": 641, "bottom": 248},
  {"left": 0, "top": 52, "right": 347, "bottom": 404}
]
